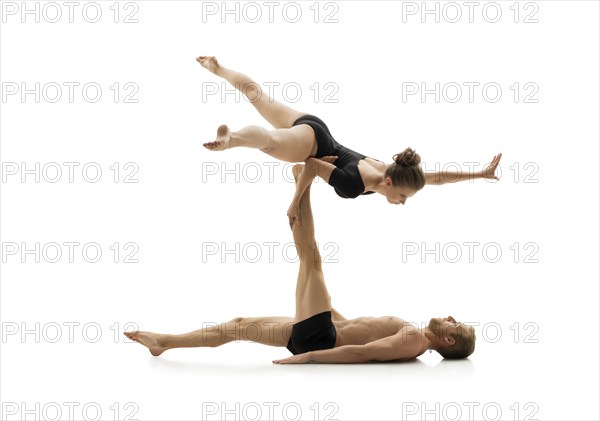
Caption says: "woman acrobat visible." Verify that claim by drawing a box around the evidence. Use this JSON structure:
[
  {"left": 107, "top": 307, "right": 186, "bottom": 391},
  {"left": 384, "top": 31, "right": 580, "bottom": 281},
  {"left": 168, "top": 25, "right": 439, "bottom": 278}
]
[{"left": 198, "top": 56, "right": 502, "bottom": 227}]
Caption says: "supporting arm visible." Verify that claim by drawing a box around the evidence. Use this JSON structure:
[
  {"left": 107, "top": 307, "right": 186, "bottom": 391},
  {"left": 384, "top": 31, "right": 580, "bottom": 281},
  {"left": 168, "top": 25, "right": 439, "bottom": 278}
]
[{"left": 288, "top": 157, "right": 337, "bottom": 228}]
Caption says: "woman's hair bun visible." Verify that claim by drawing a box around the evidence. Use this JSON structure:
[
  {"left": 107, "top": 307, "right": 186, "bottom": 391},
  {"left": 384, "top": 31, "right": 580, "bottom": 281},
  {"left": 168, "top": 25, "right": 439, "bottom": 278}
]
[{"left": 393, "top": 148, "right": 421, "bottom": 167}]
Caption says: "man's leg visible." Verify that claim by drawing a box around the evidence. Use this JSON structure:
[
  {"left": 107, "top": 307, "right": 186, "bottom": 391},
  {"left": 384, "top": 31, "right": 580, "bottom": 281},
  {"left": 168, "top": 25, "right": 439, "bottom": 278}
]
[
  {"left": 124, "top": 316, "right": 294, "bottom": 356},
  {"left": 291, "top": 166, "right": 332, "bottom": 323}
]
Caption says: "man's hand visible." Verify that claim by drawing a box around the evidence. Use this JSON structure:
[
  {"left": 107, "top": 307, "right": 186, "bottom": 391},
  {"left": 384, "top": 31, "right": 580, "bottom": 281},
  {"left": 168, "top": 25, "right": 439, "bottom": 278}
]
[
  {"left": 273, "top": 352, "right": 311, "bottom": 364},
  {"left": 482, "top": 153, "right": 502, "bottom": 180}
]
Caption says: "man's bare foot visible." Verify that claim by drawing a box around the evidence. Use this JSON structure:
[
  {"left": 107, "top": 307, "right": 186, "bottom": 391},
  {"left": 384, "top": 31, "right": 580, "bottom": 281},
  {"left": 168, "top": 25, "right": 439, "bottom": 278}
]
[
  {"left": 319, "top": 156, "right": 338, "bottom": 164},
  {"left": 203, "top": 125, "right": 231, "bottom": 151},
  {"left": 292, "top": 164, "right": 304, "bottom": 184},
  {"left": 196, "top": 56, "right": 220, "bottom": 75},
  {"left": 124, "top": 331, "right": 167, "bottom": 357}
]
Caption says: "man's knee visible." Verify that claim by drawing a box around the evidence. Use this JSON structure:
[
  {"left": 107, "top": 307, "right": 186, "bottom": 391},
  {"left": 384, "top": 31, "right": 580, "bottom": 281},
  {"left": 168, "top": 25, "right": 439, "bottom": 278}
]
[
  {"left": 228, "top": 317, "right": 244, "bottom": 324},
  {"left": 298, "top": 243, "right": 322, "bottom": 267},
  {"left": 299, "top": 261, "right": 323, "bottom": 281}
]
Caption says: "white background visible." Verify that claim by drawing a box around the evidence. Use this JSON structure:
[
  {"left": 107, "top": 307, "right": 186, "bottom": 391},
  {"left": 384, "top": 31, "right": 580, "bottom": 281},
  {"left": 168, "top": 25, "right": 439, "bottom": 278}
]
[{"left": 1, "top": 1, "right": 599, "bottom": 420}]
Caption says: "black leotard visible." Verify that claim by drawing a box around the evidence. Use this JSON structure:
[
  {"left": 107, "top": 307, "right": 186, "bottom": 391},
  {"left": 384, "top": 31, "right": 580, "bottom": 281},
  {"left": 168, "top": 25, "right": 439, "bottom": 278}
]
[{"left": 292, "top": 115, "right": 375, "bottom": 199}]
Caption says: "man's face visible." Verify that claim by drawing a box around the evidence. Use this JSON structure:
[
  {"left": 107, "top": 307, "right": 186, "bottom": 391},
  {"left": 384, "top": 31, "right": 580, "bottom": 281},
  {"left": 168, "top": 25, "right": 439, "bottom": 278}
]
[{"left": 428, "top": 316, "right": 469, "bottom": 340}]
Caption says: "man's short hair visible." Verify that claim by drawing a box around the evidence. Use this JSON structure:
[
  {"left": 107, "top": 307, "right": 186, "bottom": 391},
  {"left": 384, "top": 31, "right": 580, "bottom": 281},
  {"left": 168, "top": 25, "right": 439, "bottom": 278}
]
[{"left": 438, "top": 326, "right": 476, "bottom": 359}]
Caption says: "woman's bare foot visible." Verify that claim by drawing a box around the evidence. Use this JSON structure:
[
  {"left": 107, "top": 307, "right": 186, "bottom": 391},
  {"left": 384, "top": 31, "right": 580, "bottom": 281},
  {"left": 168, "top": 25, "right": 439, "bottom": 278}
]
[
  {"left": 203, "top": 125, "right": 231, "bottom": 151},
  {"left": 124, "top": 331, "right": 167, "bottom": 357},
  {"left": 196, "top": 56, "right": 220, "bottom": 75}
]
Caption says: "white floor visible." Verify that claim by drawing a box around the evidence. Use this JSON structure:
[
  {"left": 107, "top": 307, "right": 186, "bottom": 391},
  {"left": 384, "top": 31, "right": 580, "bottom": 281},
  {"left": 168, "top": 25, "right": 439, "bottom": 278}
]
[{"left": 2, "top": 329, "right": 599, "bottom": 420}]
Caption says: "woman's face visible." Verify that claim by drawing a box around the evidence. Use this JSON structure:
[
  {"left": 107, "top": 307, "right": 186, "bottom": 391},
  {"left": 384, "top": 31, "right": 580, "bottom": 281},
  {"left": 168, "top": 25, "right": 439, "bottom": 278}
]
[{"left": 384, "top": 177, "right": 417, "bottom": 205}]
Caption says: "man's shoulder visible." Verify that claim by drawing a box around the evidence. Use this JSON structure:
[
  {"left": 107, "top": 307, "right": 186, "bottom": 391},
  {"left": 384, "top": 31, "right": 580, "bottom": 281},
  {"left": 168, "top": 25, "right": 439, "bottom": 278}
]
[{"left": 390, "top": 325, "right": 426, "bottom": 342}]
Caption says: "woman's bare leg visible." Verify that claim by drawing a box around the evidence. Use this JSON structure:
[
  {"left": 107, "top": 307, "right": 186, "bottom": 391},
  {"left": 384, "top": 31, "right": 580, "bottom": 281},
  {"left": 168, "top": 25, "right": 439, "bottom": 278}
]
[
  {"left": 203, "top": 124, "right": 317, "bottom": 163},
  {"left": 124, "top": 316, "right": 294, "bottom": 356},
  {"left": 198, "top": 56, "right": 318, "bottom": 162},
  {"left": 197, "top": 56, "right": 306, "bottom": 129}
]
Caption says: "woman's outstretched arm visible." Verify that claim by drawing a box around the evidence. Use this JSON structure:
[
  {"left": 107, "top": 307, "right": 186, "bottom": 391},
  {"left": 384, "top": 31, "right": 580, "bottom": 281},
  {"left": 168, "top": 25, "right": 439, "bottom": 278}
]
[{"left": 425, "top": 153, "right": 502, "bottom": 186}]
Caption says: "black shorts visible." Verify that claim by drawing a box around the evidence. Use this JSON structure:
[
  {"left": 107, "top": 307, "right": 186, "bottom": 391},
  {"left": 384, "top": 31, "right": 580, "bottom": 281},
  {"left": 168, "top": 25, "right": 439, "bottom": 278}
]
[
  {"left": 292, "top": 115, "right": 339, "bottom": 158},
  {"left": 286, "top": 311, "right": 337, "bottom": 355}
]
